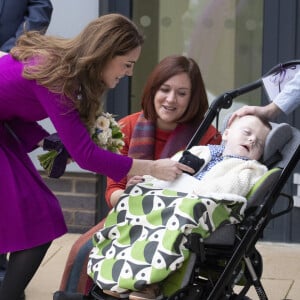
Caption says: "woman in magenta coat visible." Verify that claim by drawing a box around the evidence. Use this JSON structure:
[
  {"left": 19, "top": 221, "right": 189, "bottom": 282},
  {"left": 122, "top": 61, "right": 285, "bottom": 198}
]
[{"left": 0, "top": 13, "right": 192, "bottom": 300}]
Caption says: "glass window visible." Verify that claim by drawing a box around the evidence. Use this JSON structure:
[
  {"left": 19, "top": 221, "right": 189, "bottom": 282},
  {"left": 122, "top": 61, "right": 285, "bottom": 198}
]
[{"left": 131, "top": 0, "right": 263, "bottom": 124}]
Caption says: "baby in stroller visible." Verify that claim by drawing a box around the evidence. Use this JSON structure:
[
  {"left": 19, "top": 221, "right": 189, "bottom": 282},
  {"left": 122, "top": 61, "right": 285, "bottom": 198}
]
[{"left": 87, "top": 114, "right": 271, "bottom": 300}]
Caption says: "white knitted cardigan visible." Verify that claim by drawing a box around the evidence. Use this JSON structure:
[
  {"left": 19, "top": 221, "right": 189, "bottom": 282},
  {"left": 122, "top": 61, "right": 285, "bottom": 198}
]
[
  {"left": 170, "top": 146, "right": 268, "bottom": 197},
  {"left": 193, "top": 157, "right": 268, "bottom": 197}
]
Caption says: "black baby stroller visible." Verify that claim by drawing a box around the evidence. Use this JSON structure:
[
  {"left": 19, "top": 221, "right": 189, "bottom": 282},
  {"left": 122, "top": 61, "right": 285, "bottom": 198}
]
[
  {"left": 56, "top": 60, "right": 300, "bottom": 300},
  {"left": 158, "top": 60, "right": 300, "bottom": 300}
]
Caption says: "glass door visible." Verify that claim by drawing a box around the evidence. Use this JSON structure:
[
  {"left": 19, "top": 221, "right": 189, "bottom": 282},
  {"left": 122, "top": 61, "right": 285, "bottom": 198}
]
[{"left": 131, "top": 0, "right": 263, "bottom": 124}]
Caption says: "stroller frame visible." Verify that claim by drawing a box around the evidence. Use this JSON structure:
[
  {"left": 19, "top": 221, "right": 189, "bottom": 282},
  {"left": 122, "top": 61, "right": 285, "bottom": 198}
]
[{"left": 164, "top": 60, "right": 300, "bottom": 300}]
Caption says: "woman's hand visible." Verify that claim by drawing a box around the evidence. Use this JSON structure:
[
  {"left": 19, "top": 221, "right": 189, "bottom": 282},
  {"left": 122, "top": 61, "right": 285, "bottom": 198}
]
[
  {"left": 149, "top": 158, "right": 195, "bottom": 181},
  {"left": 111, "top": 159, "right": 195, "bottom": 207},
  {"left": 130, "top": 158, "right": 195, "bottom": 182},
  {"left": 126, "top": 175, "right": 145, "bottom": 188}
]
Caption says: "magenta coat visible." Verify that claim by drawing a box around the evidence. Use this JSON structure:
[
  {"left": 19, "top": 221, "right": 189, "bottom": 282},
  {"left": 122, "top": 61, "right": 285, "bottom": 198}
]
[{"left": 0, "top": 55, "right": 132, "bottom": 253}]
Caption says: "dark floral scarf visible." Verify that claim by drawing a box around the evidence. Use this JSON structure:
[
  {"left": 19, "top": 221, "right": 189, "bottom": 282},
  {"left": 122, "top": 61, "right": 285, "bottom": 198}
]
[{"left": 128, "top": 112, "right": 199, "bottom": 159}]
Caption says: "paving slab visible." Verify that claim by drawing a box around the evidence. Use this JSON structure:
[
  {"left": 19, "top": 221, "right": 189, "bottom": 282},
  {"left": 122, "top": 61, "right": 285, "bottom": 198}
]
[
  {"left": 246, "top": 242, "right": 300, "bottom": 300},
  {"left": 26, "top": 234, "right": 81, "bottom": 300}
]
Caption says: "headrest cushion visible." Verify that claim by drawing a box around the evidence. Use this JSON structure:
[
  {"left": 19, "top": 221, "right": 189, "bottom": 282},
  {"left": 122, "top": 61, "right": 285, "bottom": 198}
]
[{"left": 262, "top": 122, "right": 293, "bottom": 164}]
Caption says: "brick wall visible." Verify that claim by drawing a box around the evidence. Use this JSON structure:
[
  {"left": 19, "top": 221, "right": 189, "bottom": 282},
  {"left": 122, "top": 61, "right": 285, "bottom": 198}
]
[{"left": 41, "top": 171, "right": 109, "bottom": 233}]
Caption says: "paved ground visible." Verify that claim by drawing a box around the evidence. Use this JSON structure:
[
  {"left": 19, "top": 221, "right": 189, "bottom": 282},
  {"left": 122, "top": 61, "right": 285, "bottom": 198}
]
[{"left": 25, "top": 234, "right": 300, "bottom": 300}]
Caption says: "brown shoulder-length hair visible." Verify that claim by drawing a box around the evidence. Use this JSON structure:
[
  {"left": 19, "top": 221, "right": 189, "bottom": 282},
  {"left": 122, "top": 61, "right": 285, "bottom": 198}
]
[
  {"left": 10, "top": 13, "right": 144, "bottom": 127},
  {"left": 142, "top": 55, "right": 208, "bottom": 125}
]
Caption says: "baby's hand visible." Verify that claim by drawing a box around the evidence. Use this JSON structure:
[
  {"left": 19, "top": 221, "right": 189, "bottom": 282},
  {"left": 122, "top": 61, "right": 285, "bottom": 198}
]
[{"left": 126, "top": 175, "right": 145, "bottom": 188}]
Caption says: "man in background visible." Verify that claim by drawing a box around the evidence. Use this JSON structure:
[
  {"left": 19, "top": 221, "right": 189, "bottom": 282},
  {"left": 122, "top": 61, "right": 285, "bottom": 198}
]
[{"left": 0, "top": 0, "right": 53, "bottom": 52}]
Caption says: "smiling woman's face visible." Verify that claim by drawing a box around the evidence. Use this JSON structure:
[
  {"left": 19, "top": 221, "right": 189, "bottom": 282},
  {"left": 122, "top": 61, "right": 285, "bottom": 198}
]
[
  {"left": 154, "top": 72, "right": 191, "bottom": 131},
  {"left": 101, "top": 46, "right": 141, "bottom": 88}
]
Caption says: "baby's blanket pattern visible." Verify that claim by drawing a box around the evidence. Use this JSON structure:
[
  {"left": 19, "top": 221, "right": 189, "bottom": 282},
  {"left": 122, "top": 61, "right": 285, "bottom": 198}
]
[{"left": 88, "top": 183, "right": 247, "bottom": 293}]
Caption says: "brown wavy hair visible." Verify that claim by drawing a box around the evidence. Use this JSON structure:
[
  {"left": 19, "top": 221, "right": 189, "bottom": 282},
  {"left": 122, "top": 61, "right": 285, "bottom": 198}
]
[
  {"left": 141, "top": 55, "right": 208, "bottom": 126},
  {"left": 10, "top": 13, "right": 144, "bottom": 127}
]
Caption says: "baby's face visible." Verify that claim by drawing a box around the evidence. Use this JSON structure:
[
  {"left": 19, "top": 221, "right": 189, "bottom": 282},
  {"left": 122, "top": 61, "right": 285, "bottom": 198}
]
[{"left": 222, "top": 115, "right": 270, "bottom": 160}]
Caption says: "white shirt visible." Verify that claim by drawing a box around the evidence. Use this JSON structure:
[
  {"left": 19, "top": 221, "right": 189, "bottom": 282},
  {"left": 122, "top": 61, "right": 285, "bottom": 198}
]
[{"left": 273, "top": 69, "right": 300, "bottom": 114}]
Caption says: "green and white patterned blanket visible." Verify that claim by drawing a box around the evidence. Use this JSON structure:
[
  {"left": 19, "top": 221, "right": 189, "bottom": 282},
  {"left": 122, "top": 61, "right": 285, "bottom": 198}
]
[{"left": 88, "top": 181, "right": 247, "bottom": 293}]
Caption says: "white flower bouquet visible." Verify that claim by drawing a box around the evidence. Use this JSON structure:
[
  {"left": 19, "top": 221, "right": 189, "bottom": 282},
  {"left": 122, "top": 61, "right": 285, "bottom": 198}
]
[
  {"left": 38, "top": 112, "right": 124, "bottom": 178},
  {"left": 90, "top": 112, "right": 125, "bottom": 154}
]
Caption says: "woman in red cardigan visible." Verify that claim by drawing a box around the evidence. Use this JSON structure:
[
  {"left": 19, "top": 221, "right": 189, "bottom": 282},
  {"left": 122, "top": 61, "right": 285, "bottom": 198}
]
[
  {"left": 55, "top": 55, "right": 221, "bottom": 300},
  {"left": 106, "top": 55, "right": 221, "bottom": 207}
]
